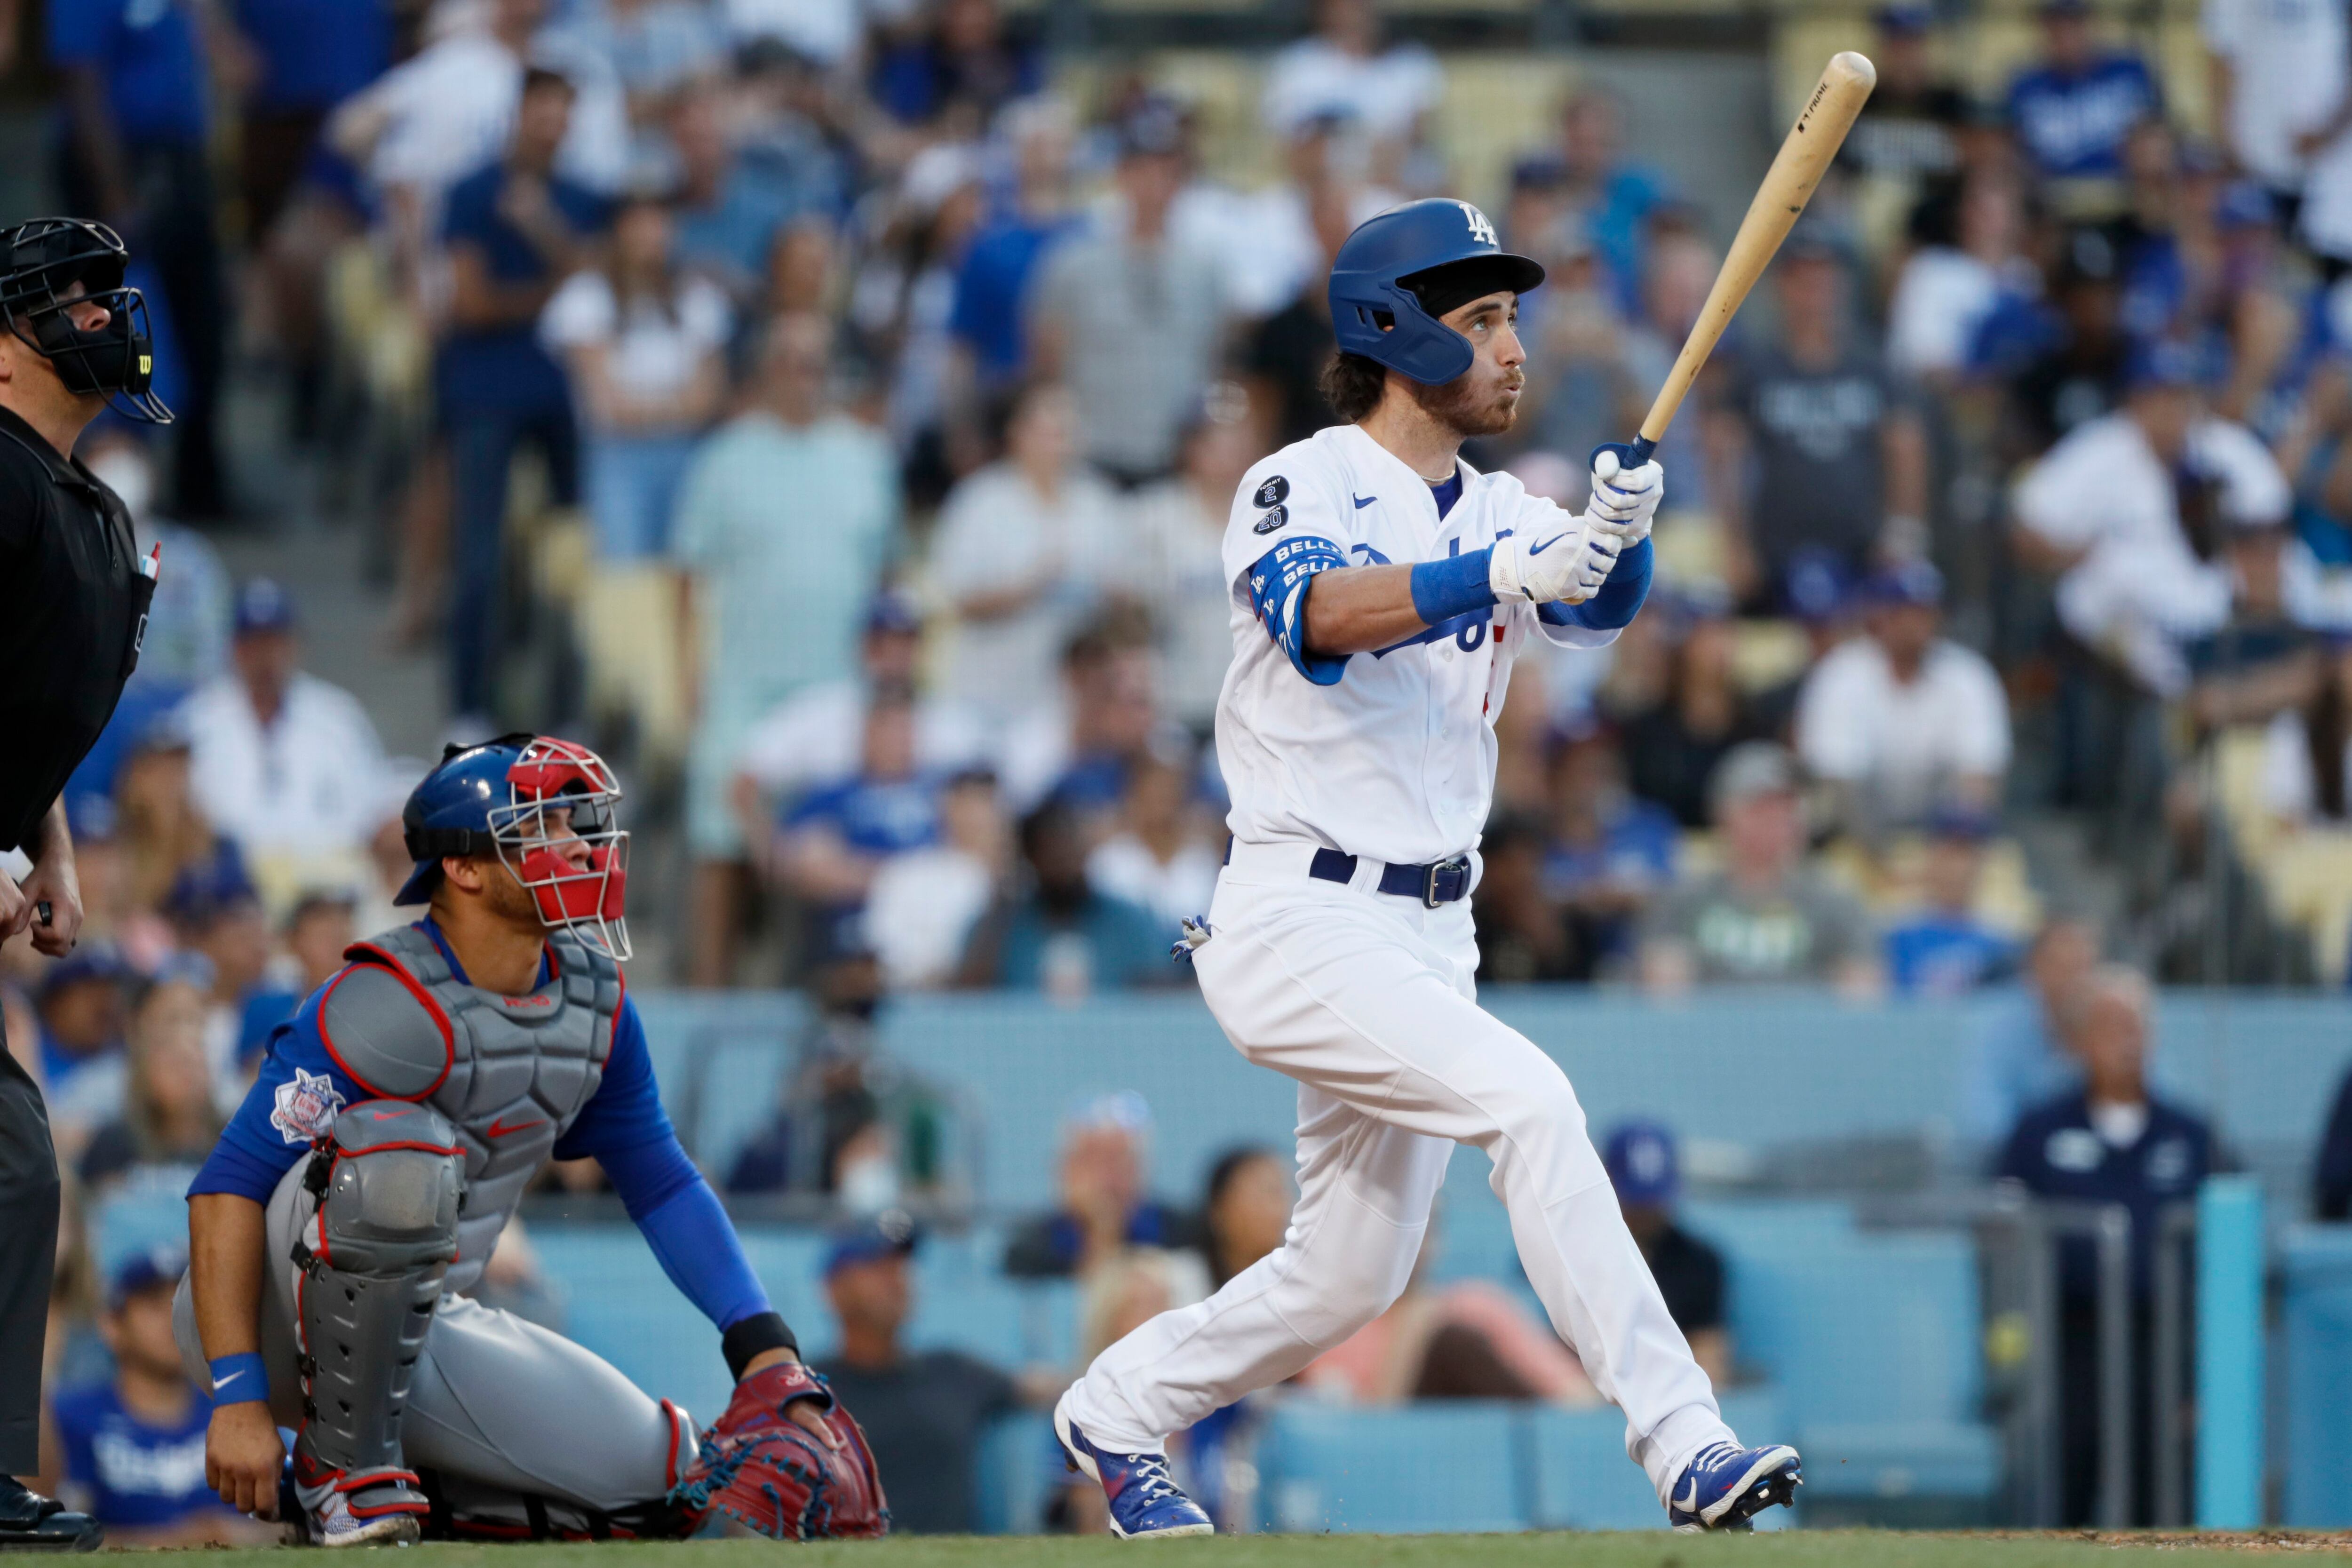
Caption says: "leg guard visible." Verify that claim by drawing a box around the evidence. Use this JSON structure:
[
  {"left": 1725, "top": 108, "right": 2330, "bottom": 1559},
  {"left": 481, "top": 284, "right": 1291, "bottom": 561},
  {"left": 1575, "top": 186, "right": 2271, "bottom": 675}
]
[{"left": 289, "top": 1100, "right": 464, "bottom": 1539}]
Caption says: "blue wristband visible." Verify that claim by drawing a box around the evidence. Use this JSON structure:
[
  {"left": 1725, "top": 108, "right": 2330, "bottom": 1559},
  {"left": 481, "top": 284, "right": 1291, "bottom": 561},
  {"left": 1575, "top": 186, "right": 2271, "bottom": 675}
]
[
  {"left": 1409, "top": 547, "right": 1497, "bottom": 626},
  {"left": 207, "top": 1352, "right": 269, "bottom": 1405}
]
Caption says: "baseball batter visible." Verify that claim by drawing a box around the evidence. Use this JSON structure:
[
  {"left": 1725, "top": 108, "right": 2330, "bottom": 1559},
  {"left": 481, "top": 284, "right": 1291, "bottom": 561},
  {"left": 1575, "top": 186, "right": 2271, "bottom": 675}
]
[{"left": 1052, "top": 199, "right": 1803, "bottom": 1536}]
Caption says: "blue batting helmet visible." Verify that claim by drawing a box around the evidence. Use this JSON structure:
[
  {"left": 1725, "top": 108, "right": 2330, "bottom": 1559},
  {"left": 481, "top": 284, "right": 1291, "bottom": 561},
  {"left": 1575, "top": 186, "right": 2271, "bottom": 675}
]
[{"left": 1328, "top": 199, "right": 1545, "bottom": 386}]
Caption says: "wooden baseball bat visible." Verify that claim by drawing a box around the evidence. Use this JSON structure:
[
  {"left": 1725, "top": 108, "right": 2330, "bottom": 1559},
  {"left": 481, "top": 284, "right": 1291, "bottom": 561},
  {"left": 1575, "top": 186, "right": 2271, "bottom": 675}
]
[{"left": 1622, "top": 51, "right": 1876, "bottom": 465}]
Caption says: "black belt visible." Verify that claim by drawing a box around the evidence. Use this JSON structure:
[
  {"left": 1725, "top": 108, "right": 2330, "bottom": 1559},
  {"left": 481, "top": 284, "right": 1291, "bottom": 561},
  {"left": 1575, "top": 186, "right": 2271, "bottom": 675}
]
[{"left": 1309, "top": 847, "right": 1472, "bottom": 907}]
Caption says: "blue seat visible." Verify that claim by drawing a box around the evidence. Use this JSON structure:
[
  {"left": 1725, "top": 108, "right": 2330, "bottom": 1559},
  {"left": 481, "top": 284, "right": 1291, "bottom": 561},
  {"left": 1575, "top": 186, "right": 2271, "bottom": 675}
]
[
  {"left": 2283, "top": 1226, "right": 2352, "bottom": 1525},
  {"left": 1796, "top": 1421, "right": 2002, "bottom": 1501},
  {"left": 974, "top": 1412, "right": 1059, "bottom": 1535},
  {"left": 1256, "top": 1403, "right": 1526, "bottom": 1534}
]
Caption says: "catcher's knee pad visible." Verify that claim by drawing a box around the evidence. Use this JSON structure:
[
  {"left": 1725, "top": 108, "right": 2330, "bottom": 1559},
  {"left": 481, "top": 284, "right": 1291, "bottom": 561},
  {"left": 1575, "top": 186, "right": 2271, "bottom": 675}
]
[{"left": 291, "top": 1100, "right": 463, "bottom": 1505}]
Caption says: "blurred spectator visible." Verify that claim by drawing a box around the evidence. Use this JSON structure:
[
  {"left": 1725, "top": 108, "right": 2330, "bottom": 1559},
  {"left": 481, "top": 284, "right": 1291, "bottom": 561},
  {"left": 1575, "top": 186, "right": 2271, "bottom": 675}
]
[
  {"left": 77, "top": 959, "right": 222, "bottom": 1191},
  {"left": 673, "top": 313, "right": 899, "bottom": 985},
  {"left": 932, "top": 383, "right": 1116, "bottom": 724},
  {"left": 182, "top": 580, "right": 392, "bottom": 873},
  {"left": 1473, "top": 811, "right": 1590, "bottom": 983},
  {"left": 1031, "top": 101, "right": 1228, "bottom": 486},
  {"left": 229, "top": 888, "right": 358, "bottom": 1072},
  {"left": 1018, "top": 615, "right": 1176, "bottom": 818},
  {"left": 2204, "top": 0, "right": 2346, "bottom": 216},
  {"left": 1886, "top": 174, "right": 2036, "bottom": 383},
  {"left": 439, "top": 65, "right": 608, "bottom": 727},
  {"left": 1259, "top": 0, "right": 1439, "bottom": 175},
  {"left": 866, "top": 769, "right": 1010, "bottom": 990},
  {"left": 1640, "top": 742, "right": 1879, "bottom": 995},
  {"left": 1602, "top": 1121, "right": 1731, "bottom": 1385},
  {"left": 1618, "top": 595, "right": 1772, "bottom": 829},
  {"left": 546, "top": 0, "right": 721, "bottom": 145},
  {"left": 667, "top": 92, "right": 807, "bottom": 304},
  {"left": 1840, "top": 5, "right": 1967, "bottom": 198},
  {"left": 732, "top": 595, "right": 990, "bottom": 839},
  {"left": 79, "top": 430, "right": 229, "bottom": 698},
  {"left": 113, "top": 712, "right": 238, "bottom": 929},
  {"left": 861, "top": 144, "right": 987, "bottom": 486},
  {"left": 1796, "top": 560, "right": 2011, "bottom": 838},
  {"left": 1515, "top": 219, "right": 1645, "bottom": 480},
  {"left": 2014, "top": 343, "right": 2290, "bottom": 823},
  {"left": 950, "top": 96, "right": 1081, "bottom": 397},
  {"left": 1717, "top": 233, "right": 1929, "bottom": 596},
  {"left": 1883, "top": 812, "right": 2021, "bottom": 996},
  {"left": 51, "top": 1250, "right": 268, "bottom": 1546},
  {"left": 463, "top": 1213, "right": 566, "bottom": 1331},
  {"left": 869, "top": 0, "right": 1040, "bottom": 131},
  {"left": 1240, "top": 174, "right": 1352, "bottom": 451},
  {"left": 2000, "top": 227, "right": 2131, "bottom": 458},
  {"left": 1304, "top": 1230, "right": 1598, "bottom": 1405},
  {"left": 767, "top": 685, "right": 942, "bottom": 918},
  {"left": 230, "top": 0, "right": 391, "bottom": 239},
  {"left": 2004, "top": 0, "right": 2161, "bottom": 187},
  {"left": 814, "top": 1214, "right": 1027, "bottom": 1535},
  {"left": 1199, "top": 1146, "right": 1291, "bottom": 1290},
  {"left": 1541, "top": 723, "right": 1679, "bottom": 975},
  {"left": 2185, "top": 511, "right": 2325, "bottom": 742},
  {"left": 542, "top": 191, "right": 732, "bottom": 561},
  {"left": 1514, "top": 88, "right": 1671, "bottom": 315},
  {"left": 2254, "top": 642, "right": 2352, "bottom": 826},
  {"left": 52, "top": 0, "right": 233, "bottom": 518},
  {"left": 57, "top": 800, "right": 171, "bottom": 977},
  {"left": 959, "top": 802, "right": 1175, "bottom": 996},
  {"left": 1120, "top": 389, "right": 1256, "bottom": 732},
  {"left": 1997, "top": 965, "right": 2219, "bottom": 1526},
  {"left": 164, "top": 857, "right": 274, "bottom": 1094},
  {"left": 1086, "top": 748, "right": 1220, "bottom": 931},
  {"left": 1004, "top": 1093, "right": 1198, "bottom": 1279},
  {"left": 34, "top": 949, "right": 131, "bottom": 1151},
  {"left": 1961, "top": 915, "right": 2100, "bottom": 1149}
]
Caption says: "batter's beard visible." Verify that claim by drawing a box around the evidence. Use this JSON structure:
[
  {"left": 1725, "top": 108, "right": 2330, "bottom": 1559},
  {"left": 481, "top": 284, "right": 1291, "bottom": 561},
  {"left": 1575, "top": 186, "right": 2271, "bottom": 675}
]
[{"left": 1411, "top": 372, "right": 1521, "bottom": 438}]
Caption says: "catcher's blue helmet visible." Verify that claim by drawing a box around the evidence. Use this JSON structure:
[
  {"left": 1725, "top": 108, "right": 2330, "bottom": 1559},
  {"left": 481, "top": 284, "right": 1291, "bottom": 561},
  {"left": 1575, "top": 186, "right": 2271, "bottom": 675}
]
[{"left": 1328, "top": 199, "right": 1546, "bottom": 386}]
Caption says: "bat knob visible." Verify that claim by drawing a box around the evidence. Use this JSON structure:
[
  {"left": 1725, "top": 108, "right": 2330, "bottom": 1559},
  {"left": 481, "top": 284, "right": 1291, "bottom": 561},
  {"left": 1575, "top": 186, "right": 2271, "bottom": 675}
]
[{"left": 1592, "top": 439, "right": 1656, "bottom": 476}]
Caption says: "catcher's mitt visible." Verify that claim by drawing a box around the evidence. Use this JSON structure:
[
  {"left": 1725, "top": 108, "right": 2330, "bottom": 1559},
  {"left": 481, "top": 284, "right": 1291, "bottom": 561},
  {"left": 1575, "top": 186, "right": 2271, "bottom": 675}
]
[{"left": 668, "top": 1362, "right": 889, "bottom": 1540}]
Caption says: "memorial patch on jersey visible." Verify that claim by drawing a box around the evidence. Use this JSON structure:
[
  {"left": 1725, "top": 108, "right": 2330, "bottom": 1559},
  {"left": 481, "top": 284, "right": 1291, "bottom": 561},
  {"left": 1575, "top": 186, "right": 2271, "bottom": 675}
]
[
  {"left": 1253, "top": 504, "right": 1289, "bottom": 534},
  {"left": 1254, "top": 475, "right": 1289, "bottom": 509},
  {"left": 270, "top": 1067, "right": 346, "bottom": 1144}
]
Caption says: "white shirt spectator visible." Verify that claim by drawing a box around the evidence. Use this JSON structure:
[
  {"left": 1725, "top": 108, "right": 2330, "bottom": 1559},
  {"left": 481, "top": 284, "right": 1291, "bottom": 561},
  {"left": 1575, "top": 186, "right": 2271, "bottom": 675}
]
[
  {"left": 735, "top": 679, "right": 993, "bottom": 803},
  {"left": 2013, "top": 412, "right": 2288, "bottom": 693},
  {"left": 2204, "top": 0, "right": 2349, "bottom": 191},
  {"left": 1260, "top": 37, "right": 1441, "bottom": 143},
  {"left": 865, "top": 845, "right": 994, "bottom": 989},
  {"left": 1796, "top": 636, "right": 2012, "bottom": 824},
  {"left": 1086, "top": 832, "right": 1221, "bottom": 928},
  {"left": 181, "top": 673, "right": 392, "bottom": 860},
  {"left": 1119, "top": 478, "right": 1236, "bottom": 730},
  {"left": 541, "top": 270, "right": 733, "bottom": 430},
  {"left": 722, "top": 0, "right": 862, "bottom": 64},
  {"left": 930, "top": 462, "right": 1118, "bottom": 721},
  {"left": 1885, "top": 249, "right": 2038, "bottom": 378}
]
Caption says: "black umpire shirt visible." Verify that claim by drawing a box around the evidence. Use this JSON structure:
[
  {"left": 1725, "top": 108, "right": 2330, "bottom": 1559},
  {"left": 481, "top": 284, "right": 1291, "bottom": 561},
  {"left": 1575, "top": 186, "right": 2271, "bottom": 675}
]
[{"left": 0, "top": 402, "right": 146, "bottom": 856}]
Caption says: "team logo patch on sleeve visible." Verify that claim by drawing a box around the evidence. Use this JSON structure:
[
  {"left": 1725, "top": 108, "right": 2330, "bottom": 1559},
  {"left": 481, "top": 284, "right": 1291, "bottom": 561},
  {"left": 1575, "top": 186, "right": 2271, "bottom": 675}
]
[
  {"left": 1254, "top": 475, "right": 1289, "bottom": 509},
  {"left": 270, "top": 1067, "right": 346, "bottom": 1144},
  {"left": 1253, "top": 504, "right": 1289, "bottom": 534}
]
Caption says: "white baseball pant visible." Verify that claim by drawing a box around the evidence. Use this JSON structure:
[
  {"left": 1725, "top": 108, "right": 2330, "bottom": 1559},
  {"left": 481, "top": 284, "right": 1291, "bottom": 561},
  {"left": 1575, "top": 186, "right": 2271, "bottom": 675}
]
[{"left": 1062, "top": 841, "right": 1737, "bottom": 1504}]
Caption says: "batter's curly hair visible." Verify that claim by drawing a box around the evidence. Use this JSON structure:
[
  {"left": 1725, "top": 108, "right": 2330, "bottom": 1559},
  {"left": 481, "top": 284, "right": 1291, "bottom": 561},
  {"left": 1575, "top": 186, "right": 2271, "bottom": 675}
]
[{"left": 1319, "top": 350, "right": 1389, "bottom": 424}]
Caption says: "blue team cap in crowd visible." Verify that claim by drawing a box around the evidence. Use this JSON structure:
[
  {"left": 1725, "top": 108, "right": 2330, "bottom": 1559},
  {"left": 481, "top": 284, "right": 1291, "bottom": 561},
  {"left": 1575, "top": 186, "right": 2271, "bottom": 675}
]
[
  {"left": 1927, "top": 803, "right": 1998, "bottom": 843},
  {"left": 2124, "top": 337, "right": 2204, "bottom": 392},
  {"left": 1874, "top": 1, "right": 1935, "bottom": 33},
  {"left": 822, "top": 1210, "right": 918, "bottom": 1279},
  {"left": 1603, "top": 1121, "right": 1682, "bottom": 1206},
  {"left": 864, "top": 592, "right": 923, "bottom": 637},
  {"left": 2217, "top": 181, "right": 2278, "bottom": 232},
  {"left": 1783, "top": 549, "right": 1853, "bottom": 624},
  {"left": 108, "top": 1245, "right": 187, "bottom": 1308},
  {"left": 233, "top": 576, "right": 298, "bottom": 636},
  {"left": 164, "top": 852, "right": 260, "bottom": 925},
  {"left": 37, "top": 942, "right": 128, "bottom": 1001},
  {"left": 1867, "top": 557, "right": 1945, "bottom": 610}
]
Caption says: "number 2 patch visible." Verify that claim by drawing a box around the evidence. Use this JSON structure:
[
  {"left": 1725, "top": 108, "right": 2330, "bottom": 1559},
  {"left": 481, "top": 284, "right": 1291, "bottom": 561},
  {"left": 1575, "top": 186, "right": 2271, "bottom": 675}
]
[{"left": 1254, "top": 475, "right": 1289, "bottom": 509}]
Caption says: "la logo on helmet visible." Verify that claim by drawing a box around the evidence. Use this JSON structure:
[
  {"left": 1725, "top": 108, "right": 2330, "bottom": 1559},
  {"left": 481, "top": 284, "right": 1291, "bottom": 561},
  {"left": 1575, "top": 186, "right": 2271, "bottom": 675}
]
[{"left": 1460, "top": 203, "right": 1497, "bottom": 247}]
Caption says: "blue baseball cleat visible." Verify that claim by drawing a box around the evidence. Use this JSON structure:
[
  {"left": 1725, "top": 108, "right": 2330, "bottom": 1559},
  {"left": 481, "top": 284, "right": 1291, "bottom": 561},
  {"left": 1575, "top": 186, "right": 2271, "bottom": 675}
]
[
  {"left": 1668, "top": 1440, "right": 1803, "bottom": 1531},
  {"left": 1053, "top": 1394, "right": 1214, "bottom": 1539}
]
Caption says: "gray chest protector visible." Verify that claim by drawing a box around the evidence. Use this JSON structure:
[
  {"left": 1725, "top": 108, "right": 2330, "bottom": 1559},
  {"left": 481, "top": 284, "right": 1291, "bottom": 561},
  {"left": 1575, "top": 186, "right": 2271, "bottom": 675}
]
[{"left": 318, "top": 923, "right": 621, "bottom": 1295}]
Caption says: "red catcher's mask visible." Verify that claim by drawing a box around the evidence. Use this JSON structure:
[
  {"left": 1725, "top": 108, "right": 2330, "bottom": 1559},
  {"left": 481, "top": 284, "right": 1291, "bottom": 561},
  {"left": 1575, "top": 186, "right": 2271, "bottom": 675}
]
[{"left": 489, "top": 737, "right": 632, "bottom": 960}]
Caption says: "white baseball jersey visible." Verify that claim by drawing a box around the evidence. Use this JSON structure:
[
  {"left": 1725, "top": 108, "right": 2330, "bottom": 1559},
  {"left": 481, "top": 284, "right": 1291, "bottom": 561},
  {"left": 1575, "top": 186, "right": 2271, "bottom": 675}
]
[{"left": 1215, "top": 422, "right": 1615, "bottom": 867}]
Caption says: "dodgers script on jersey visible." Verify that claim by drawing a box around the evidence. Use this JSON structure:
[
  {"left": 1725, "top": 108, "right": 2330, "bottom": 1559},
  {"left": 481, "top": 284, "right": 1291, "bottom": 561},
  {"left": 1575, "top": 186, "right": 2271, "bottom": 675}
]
[{"left": 1216, "top": 422, "right": 1613, "bottom": 867}]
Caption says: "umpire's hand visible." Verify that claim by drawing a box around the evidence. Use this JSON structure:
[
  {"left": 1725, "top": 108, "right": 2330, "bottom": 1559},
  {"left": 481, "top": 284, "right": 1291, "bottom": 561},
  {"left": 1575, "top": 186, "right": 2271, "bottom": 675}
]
[
  {"left": 9, "top": 855, "right": 82, "bottom": 957},
  {"left": 207, "top": 1401, "right": 286, "bottom": 1520}
]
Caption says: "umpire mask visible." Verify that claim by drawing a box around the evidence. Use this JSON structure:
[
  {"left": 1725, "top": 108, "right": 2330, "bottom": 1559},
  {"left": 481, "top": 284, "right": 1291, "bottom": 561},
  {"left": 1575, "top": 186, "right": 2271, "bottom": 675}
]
[{"left": 0, "top": 218, "right": 172, "bottom": 425}]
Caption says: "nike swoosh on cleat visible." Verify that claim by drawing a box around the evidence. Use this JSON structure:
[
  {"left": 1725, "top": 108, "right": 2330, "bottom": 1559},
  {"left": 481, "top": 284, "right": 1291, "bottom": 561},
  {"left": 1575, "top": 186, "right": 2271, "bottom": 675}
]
[
  {"left": 1527, "top": 532, "right": 1570, "bottom": 555},
  {"left": 1352, "top": 494, "right": 1377, "bottom": 508}
]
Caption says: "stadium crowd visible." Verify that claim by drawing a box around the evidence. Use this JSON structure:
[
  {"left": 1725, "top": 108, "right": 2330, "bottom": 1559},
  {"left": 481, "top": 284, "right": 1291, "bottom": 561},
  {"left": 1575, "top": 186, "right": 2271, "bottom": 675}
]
[{"left": 15, "top": 0, "right": 2352, "bottom": 1534}]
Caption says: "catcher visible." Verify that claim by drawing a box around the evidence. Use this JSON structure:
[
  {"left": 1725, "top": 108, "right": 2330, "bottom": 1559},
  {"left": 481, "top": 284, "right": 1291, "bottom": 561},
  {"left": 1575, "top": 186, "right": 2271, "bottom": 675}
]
[{"left": 177, "top": 734, "right": 885, "bottom": 1544}]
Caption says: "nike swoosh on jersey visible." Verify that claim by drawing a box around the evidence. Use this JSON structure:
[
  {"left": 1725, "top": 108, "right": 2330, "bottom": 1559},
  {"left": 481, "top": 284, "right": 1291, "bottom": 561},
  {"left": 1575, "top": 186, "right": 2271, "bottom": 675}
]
[
  {"left": 1527, "top": 532, "right": 1571, "bottom": 555},
  {"left": 1352, "top": 494, "right": 1377, "bottom": 509},
  {"left": 487, "top": 1114, "right": 544, "bottom": 1138}
]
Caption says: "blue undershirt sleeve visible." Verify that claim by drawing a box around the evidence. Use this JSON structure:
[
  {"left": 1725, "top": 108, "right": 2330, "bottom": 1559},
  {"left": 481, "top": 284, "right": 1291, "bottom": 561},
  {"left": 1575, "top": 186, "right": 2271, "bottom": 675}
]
[
  {"left": 562, "top": 1000, "right": 776, "bottom": 1332},
  {"left": 188, "top": 993, "right": 368, "bottom": 1204},
  {"left": 1538, "top": 537, "right": 1654, "bottom": 632},
  {"left": 1248, "top": 536, "right": 1348, "bottom": 685}
]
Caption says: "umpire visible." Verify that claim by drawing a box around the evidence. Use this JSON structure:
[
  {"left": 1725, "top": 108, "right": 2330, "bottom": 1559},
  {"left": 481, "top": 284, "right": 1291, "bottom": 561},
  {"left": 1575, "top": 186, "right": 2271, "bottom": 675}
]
[{"left": 0, "top": 217, "right": 173, "bottom": 1552}]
